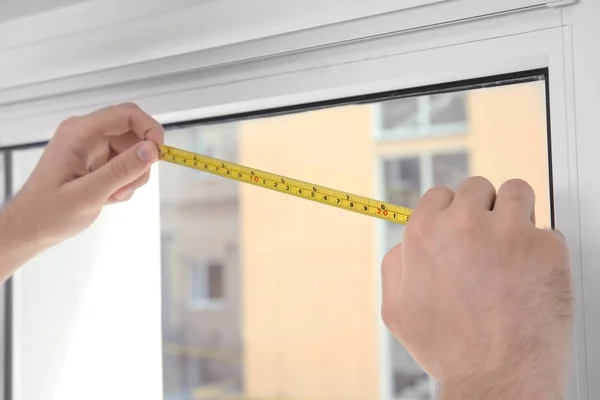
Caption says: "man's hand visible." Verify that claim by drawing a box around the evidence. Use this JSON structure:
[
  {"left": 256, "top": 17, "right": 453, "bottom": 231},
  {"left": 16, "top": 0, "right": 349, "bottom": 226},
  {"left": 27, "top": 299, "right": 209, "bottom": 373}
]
[
  {"left": 381, "top": 177, "right": 572, "bottom": 399},
  {"left": 0, "top": 103, "right": 164, "bottom": 276}
]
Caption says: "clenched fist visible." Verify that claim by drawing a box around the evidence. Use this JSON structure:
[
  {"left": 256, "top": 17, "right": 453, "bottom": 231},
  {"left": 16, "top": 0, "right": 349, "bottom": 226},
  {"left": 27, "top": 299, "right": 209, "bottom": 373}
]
[{"left": 382, "top": 177, "right": 572, "bottom": 399}]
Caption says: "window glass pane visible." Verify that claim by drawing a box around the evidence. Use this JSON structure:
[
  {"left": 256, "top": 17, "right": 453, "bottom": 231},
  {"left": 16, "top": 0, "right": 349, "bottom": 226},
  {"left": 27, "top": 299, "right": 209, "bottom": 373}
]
[
  {"left": 11, "top": 147, "right": 46, "bottom": 194},
  {"left": 191, "top": 262, "right": 209, "bottom": 301},
  {"left": 160, "top": 78, "right": 550, "bottom": 400},
  {"left": 381, "top": 98, "right": 419, "bottom": 131},
  {"left": 164, "top": 123, "right": 238, "bottom": 184},
  {"left": 380, "top": 91, "right": 468, "bottom": 139},
  {"left": 160, "top": 123, "right": 242, "bottom": 399},
  {"left": 383, "top": 157, "right": 421, "bottom": 208},
  {"left": 187, "top": 262, "right": 225, "bottom": 303},
  {"left": 11, "top": 144, "right": 163, "bottom": 399},
  {"left": 429, "top": 92, "right": 468, "bottom": 125},
  {"left": 432, "top": 152, "right": 469, "bottom": 188},
  {"left": 208, "top": 263, "right": 224, "bottom": 299}
]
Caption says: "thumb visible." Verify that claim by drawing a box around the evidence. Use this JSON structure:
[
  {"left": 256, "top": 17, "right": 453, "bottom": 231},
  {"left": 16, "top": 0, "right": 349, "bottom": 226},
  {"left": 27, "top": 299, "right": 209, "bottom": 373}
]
[{"left": 72, "top": 140, "right": 158, "bottom": 206}]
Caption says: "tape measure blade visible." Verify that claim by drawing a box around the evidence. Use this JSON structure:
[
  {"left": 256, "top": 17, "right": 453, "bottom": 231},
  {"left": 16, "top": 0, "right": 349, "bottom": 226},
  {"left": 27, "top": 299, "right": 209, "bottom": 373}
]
[{"left": 158, "top": 144, "right": 411, "bottom": 224}]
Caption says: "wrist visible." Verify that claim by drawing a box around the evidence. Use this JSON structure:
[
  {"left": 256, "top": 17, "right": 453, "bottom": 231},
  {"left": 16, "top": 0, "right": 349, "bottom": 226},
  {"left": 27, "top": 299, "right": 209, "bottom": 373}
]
[
  {"left": 438, "top": 369, "right": 563, "bottom": 400},
  {"left": 0, "top": 197, "right": 53, "bottom": 278},
  {"left": 1, "top": 196, "right": 36, "bottom": 244}
]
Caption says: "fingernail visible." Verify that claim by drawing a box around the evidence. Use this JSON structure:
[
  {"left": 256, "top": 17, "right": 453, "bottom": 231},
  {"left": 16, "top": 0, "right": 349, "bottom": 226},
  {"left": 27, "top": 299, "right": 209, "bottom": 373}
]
[{"left": 137, "top": 141, "right": 157, "bottom": 162}]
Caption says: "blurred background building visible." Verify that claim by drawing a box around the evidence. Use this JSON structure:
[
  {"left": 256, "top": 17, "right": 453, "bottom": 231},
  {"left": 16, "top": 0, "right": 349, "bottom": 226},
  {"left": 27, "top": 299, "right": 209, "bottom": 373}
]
[{"left": 159, "top": 80, "right": 551, "bottom": 400}]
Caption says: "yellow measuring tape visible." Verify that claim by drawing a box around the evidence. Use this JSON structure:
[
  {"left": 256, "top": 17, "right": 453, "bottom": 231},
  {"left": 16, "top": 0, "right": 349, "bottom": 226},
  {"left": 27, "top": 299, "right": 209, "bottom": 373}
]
[{"left": 159, "top": 144, "right": 413, "bottom": 224}]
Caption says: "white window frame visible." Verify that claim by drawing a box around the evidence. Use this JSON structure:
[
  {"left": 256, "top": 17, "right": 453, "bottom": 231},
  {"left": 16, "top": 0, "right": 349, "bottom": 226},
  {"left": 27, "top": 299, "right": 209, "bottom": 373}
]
[
  {"left": 0, "top": 1, "right": 597, "bottom": 400},
  {"left": 0, "top": 0, "right": 574, "bottom": 96},
  {"left": 373, "top": 93, "right": 469, "bottom": 141},
  {"left": 0, "top": 151, "right": 7, "bottom": 400}
]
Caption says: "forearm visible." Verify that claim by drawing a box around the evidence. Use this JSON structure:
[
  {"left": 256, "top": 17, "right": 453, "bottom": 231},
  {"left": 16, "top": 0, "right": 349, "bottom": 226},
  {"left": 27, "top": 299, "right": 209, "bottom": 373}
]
[{"left": 0, "top": 201, "right": 51, "bottom": 282}]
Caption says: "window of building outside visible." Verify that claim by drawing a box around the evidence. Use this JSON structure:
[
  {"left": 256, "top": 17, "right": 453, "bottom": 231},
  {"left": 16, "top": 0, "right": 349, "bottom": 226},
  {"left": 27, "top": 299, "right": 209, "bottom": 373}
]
[
  {"left": 189, "top": 261, "right": 225, "bottom": 307},
  {"left": 159, "top": 76, "right": 551, "bottom": 400},
  {"left": 378, "top": 92, "right": 468, "bottom": 140}
]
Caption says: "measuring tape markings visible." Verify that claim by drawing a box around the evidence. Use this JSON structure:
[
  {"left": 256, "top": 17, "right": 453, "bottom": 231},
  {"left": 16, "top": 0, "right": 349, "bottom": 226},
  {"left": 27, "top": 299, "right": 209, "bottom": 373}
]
[{"left": 159, "top": 144, "right": 413, "bottom": 224}]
